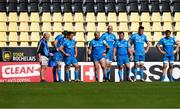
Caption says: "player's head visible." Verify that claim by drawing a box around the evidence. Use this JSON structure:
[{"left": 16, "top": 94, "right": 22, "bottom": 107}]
[
  {"left": 43, "top": 32, "right": 50, "bottom": 41},
  {"left": 94, "top": 31, "right": 100, "bottom": 39},
  {"left": 138, "top": 26, "right": 144, "bottom": 35},
  {"left": 67, "top": 31, "right": 74, "bottom": 40},
  {"left": 165, "top": 30, "right": 171, "bottom": 37},
  {"left": 118, "top": 32, "right": 124, "bottom": 40},
  {"left": 62, "top": 30, "right": 68, "bottom": 38},
  {"left": 107, "top": 25, "right": 113, "bottom": 33}
]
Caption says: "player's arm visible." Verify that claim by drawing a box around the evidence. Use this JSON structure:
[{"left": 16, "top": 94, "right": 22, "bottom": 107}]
[
  {"left": 37, "top": 42, "right": 44, "bottom": 62},
  {"left": 59, "top": 45, "right": 70, "bottom": 57},
  {"left": 156, "top": 40, "right": 166, "bottom": 55},
  {"left": 174, "top": 41, "right": 180, "bottom": 54},
  {"left": 88, "top": 46, "right": 92, "bottom": 61},
  {"left": 104, "top": 41, "right": 110, "bottom": 55},
  {"left": 145, "top": 41, "right": 150, "bottom": 53},
  {"left": 53, "top": 40, "right": 58, "bottom": 51},
  {"left": 74, "top": 44, "right": 78, "bottom": 58},
  {"left": 113, "top": 47, "right": 117, "bottom": 61}
]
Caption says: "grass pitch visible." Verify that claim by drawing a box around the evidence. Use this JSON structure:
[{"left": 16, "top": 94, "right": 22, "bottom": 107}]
[{"left": 0, "top": 82, "right": 180, "bottom": 108}]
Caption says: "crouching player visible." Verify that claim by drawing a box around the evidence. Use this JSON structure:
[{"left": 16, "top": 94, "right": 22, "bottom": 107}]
[
  {"left": 88, "top": 31, "right": 110, "bottom": 82},
  {"left": 60, "top": 32, "right": 80, "bottom": 82},
  {"left": 114, "top": 32, "right": 133, "bottom": 82},
  {"left": 156, "top": 30, "right": 179, "bottom": 82}
]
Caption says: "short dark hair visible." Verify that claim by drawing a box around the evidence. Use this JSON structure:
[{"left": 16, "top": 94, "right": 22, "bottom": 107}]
[
  {"left": 62, "top": 30, "right": 68, "bottom": 36},
  {"left": 67, "top": 31, "right": 74, "bottom": 36},
  {"left": 138, "top": 26, "right": 144, "bottom": 31},
  {"left": 94, "top": 31, "right": 100, "bottom": 36},
  {"left": 118, "top": 31, "right": 124, "bottom": 35},
  {"left": 165, "top": 30, "right": 171, "bottom": 35}
]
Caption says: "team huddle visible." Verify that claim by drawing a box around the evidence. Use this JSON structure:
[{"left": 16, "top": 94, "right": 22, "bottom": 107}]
[{"left": 37, "top": 25, "right": 179, "bottom": 82}]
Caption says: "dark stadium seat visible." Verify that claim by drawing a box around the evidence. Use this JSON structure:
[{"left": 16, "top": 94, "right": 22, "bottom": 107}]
[
  {"left": 8, "top": 1, "right": 17, "bottom": 12},
  {"left": 0, "top": 1, "right": 6, "bottom": 12},
  {"left": 19, "top": 2, "right": 28, "bottom": 12},
  {"left": 41, "top": 0, "right": 51, "bottom": 3},
  {"left": 129, "top": 1, "right": 139, "bottom": 12},
  {"left": 42, "top": 3, "right": 51, "bottom": 12},
  {"left": 30, "top": 2, "right": 39, "bottom": 12},
  {"left": 74, "top": 2, "right": 83, "bottom": 12},
  {"left": 107, "top": 2, "right": 116, "bottom": 12},
  {"left": 84, "top": 1, "right": 95, "bottom": 12},
  {"left": 52, "top": 2, "right": 62, "bottom": 12},
  {"left": 96, "top": 1, "right": 106, "bottom": 12},
  {"left": 117, "top": 2, "right": 127, "bottom": 12},
  {"left": 63, "top": 2, "right": 72, "bottom": 12},
  {"left": 107, "top": 0, "right": 116, "bottom": 3},
  {"left": 162, "top": 0, "right": 171, "bottom": 12},
  {"left": 151, "top": 1, "right": 160, "bottom": 12},
  {"left": 173, "top": 2, "right": 180, "bottom": 12},
  {"left": 140, "top": 0, "right": 149, "bottom": 12}
]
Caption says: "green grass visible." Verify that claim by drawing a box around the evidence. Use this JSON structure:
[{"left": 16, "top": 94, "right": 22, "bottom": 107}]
[{"left": 0, "top": 82, "right": 180, "bottom": 108}]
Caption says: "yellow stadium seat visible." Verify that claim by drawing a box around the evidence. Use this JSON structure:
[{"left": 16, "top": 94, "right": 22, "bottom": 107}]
[
  {"left": 176, "top": 32, "right": 180, "bottom": 41},
  {"left": 9, "top": 32, "right": 18, "bottom": 41},
  {"left": 42, "top": 23, "right": 52, "bottom": 32},
  {"left": 19, "top": 22, "right": 29, "bottom": 32},
  {"left": 153, "top": 32, "right": 162, "bottom": 41},
  {"left": 86, "top": 32, "right": 94, "bottom": 41},
  {"left": 0, "top": 12, "right": 7, "bottom": 22},
  {"left": 86, "top": 23, "right": 96, "bottom": 32},
  {"left": 174, "top": 12, "right": 180, "bottom": 22},
  {"left": 118, "top": 13, "right": 128, "bottom": 22},
  {"left": 152, "top": 22, "right": 162, "bottom": 32},
  {"left": 30, "top": 12, "right": 39, "bottom": 22},
  {"left": 142, "top": 22, "right": 151, "bottom": 31},
  {"left": 74, "top": 13, "right": 84, "bottom": 22},
  {"left": 97, "top": 13, "right": 106, "bottom": 22},
  {"left": 109, "top": 23, "right": 118, "bottom": 32},
  {"left": 119, "top": 22, "right": 128, "bottom": 32},
  {"left": 175, "top": 22, "right": 180, "bottom": 31},
  {"left": 9, "top": 42, "right": 18, "bottom": 47},
  {"left": 97, "top": 23, "right": 107, "bottom": 32},
  {"left": 30, "top": 32, "right": 40, "bottom": 41},
  {"left": 48, "top": 42, "right": 52, "bottom": 47},
  {"left": 31, "top": 42, "right": 38, "bottom": 47},
  {"left": 163, "top": 22, "right": 173, "bottom": 31},
  {"left": 0, "top": 42, "right": 7, "bottom": 47},
  {"left": 0, "top": 22, "right": 7, "bottom": 31},
  {"left": 19, "top": 32, "right": 29, "bottom": 41},
  {"left": 76, "top": 42, "right": 84, "bottom": 47},
  {"left": 8, "top": 22, "right": 18, "bottom": 32},
  {"left": 53, "top": 23, "right": 63, "bottom": 32},
  {"left": 130, "top": 23, "right": 139, "bottom": 32},
  {"left": 151, "top": 12, "right": 161, "bottom": 22},
  {"left": 141, "top": 12, "right": 150, "bottom": 22},
  {"left": 75, "top": 32, "right": 85, "bottom": 41},
  {"left": 0, "top": 32, "right": 7, "bottom": 41},
  {"left": 74, "top": 23, "right": 84, "bottom": 32},
  {"left": 107, "top": 13, "right": 117, "bottom": 22},
  {"left": 30, "top": 23, "right": 40, "bottom": 32},
  {"left": 162, "top": 12, "right": 172, "bottom": 22},
  {"left": 124, "top": 32, "right": 129, "bottom": 40},
  {"left": 41, "top": 12, "right": 51, "bottom": 22},
  {"left": 20, "top": 42, "right": 29, "bottom": 47},
  {"left": 52, "top": 13, "right": 62, "bottom": 22},
  {"left": 86, "top": 13, "right": 95, "bottom": 22},
  {"left": 144, "top": 32, "right": 152, "bottom": 41},
  {"left": 64, "top": 23, "right": 73, "bottom": 31},
  {"left": 19, "top": 13, "right": 29, "bottom": 22},
  {"left": 8, "top": 13, "right": 18, "bottom": 22},
  {"left": 130, "top": 12, "right": 140, "bottom": 22},
  {"left": 63, "top": 13, "right": 73, "bottom": 22}
]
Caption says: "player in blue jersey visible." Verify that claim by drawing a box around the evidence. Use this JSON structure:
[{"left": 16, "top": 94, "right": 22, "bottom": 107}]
[
  {"left": 88, "top": 31, "right": 110, "bottom": 82},
  {"left": 37, "top": 33, "right": 53, "bottom": 82},
  {"left": 60, "top": 32, "right": 80, "bottom": 82},
  {"left": 156, "top": 30, "right": 179, "bottom": 82},
  {"left": 51, "top": 30, "right": 68, "bottom": 82},
  {"left": 114, "top": 32, "right": 133, "bottom": 82},
  {"left": 100, "top": 25, "right": 116, "bottom": 81},
  {"left": 129, "top": 26, "right": 150, "bottom": 82}
]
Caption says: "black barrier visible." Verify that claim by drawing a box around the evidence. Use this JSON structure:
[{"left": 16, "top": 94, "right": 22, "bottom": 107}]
[{"left": 0, "top": 47, "right": 179, "bottom": 62}]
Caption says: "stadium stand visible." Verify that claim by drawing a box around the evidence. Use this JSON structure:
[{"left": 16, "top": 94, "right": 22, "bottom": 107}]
[{"left": 0, "top": 0, "right": 179, "bottom": 47}]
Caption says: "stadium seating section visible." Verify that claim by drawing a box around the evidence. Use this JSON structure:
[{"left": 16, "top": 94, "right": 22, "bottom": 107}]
[{"left": 0, "top": 0, "right": 180, "bottom": 47}]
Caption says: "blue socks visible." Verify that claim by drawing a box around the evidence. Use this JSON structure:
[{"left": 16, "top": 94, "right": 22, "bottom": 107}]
[
  {"left": 170, "top": 74, "right": 174, "bottom": 82},
  {"left": 75, "top": 70, "right": 79, "bottom": 80},
  {"left": 134, "top": 67, "right": 137, "bottom": 79},
  {"left": 140, "top": 68, "right": 144, "bottom": 80},
  {"left": 57, "top": 69, "right": 62, "bottom": 81},
  {"left": 161, "top": 74, "right": 165, "bottom": 81},
  {"left": 66, "top": 70, "right": 70, "bottom": 80},
  {"left": 106, "top": 69, "right": 110, "bottom": 79},
  {"left": 118, "top": 70, "right": 123, "bottom": 81}
]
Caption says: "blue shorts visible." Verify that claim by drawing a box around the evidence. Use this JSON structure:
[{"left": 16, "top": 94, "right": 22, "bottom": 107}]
[
  {"left": 134, "top": 55, "right": 145, "bottom": 62},
  {"left": 53, "top": 52, "right": 62, "bottom": 62},
  {"left": 48, "top": 58, "right": 57, "bottom": 67},
  {"left": 92, "top": 54, "right": 105, "bottom": 62},
  {"left": 65, "top": 56, "right": 78, "bottom": 65},
  {"left": 106, "top": 51, "right": 113, "bottom": 62},
  {"left": 163, "top": 55, "right": 174, "bottom": 64},
  {"left": 117, "top": 55, "right": 129, "bottom": 67}
]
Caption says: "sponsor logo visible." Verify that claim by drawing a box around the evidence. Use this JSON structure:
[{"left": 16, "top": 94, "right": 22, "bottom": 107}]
[
  {"left": 2, "top": 64, "right": 40, "bottom": 78},
  {"left": 2, "top": 51, "right": 11, "bottom": 61}
]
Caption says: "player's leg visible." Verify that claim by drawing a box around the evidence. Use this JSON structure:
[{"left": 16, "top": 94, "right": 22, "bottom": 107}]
[
  {"left": 52, "top": 66, "right": 57, "bottom": 82},
  {"left": 133, "top": 55, "right": 139, "bottom": 81},
  {"left": 65, "top": 64, "right": 71, "bottom": 82},
  {"left": 169, "top": 56, "right": 175, "bottom": 82},
  {"left": 72, "top": 58, "right": 80, "bottom": 81},
  {"left": 93, "top": 61, "right": 100, "bottom": 82},
  {"left": 106, "top": 52, "right": 113, "bottom": 81},
  {"left": 162, "top": 57, "right": 168, "bottom": 81},
  {"left": 100, "top": 58, "right": 107, "bottom": 81},
  {"left": 40, "top": 56, "right": 48, "bottom": 82},
  {"left": 139, "top": 62, "right": 145, "bottom": 81},
  {"left": 57, "top": 62, "right": 63, "bottom": 82},
  {"left": 124, "top": 56, "right": 132, "bottom": 81},
  {"left": 117, "top": 56, "right": 124, "bottom": 81}
]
